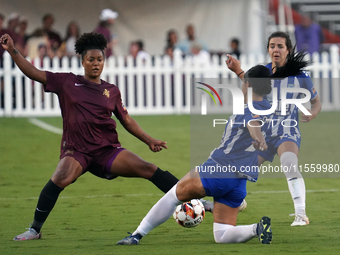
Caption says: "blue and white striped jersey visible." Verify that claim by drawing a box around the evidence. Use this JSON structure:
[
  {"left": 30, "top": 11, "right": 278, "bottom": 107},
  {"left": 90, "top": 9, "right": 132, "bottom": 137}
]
[
  {"left": 209, "top": 99, "right": 272, "bottom": 182},
  {"left": 264, "top": 63, "right": 318, "bottom": 138}
]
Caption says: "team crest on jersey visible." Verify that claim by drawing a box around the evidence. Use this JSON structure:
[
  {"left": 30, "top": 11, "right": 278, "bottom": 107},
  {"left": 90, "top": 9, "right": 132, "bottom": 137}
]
[{"left": 103, "top": 89, "right": 110, "bottom": 98}]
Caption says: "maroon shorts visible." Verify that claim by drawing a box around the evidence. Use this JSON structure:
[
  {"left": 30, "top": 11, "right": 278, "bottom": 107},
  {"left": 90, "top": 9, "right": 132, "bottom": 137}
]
[{"left": 60, "top": 146, "right": 125, "bottom": 180}]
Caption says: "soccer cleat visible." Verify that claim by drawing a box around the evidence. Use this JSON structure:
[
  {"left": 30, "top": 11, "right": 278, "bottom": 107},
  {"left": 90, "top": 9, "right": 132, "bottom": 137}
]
[
  {"left": 238, "top": 199, "right": 247, "bottom": 212},
  {"left": 117, "top": 232, "right": 142, "bottom": 245},
  {"left": 257, "top": 216, "right": 272, "bottom": 244},
  {"left": 200, "top": 199, "right": 214, "bottom": 213},
  {"left": 289, "top": 214, "right": 309, "bottom": 226},
  {"left": 13, "top": 225, "right": 41, "bottom": 241}
]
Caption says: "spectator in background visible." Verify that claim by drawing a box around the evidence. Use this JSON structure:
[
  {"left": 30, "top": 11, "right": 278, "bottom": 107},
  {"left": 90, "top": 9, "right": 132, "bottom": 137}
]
[
  {"left": 190, "top": 42, "right": 210, "bottom": 65},
  {"left": 26, "top": 32, "right": 49, "bottom": 60},
  {"left": 165, "top": 29, "right": 178, "bottom": 49},
  {"left": 164, "top": 45, "right": 174, "bottom": 61},
  {"left": 6, "top": 13, "right": 23, "bottom": 54},
  {"left": 6, "top": 13, "right": 20, "bottom": 35},
  {"left": 6, "top": 13, "right": 20, "bottom": 34},
  {"left": 37, "top": 43, "right": 50, "bottom": 66},
  {"left": 228, "top": 38, "right": 241, "bottom": 59},
  {"left": 1, "top": 13, "right": 26, "bottom": 59},
  {"left": 163, "top": 29, "right": 178, "bottom": 61},
  {"left": 176, "top": 24, "right": 208, "bottom": 55},
  {"left": 295, "top": 13, "right": 324, "bottom": 55},
  {"left": 129, "top": 41, "right": 139, "bottom": 59},
  {"left": 16, "top": 16, "right": 29, "bottom": 57},
  {"left": 129, "top": 40, "right": 150, "bottom": 61},
  {"left": 0, "top": 13, "right": 8, "bottom": 60},
  {"left": 18, "top": 17, "right": 29, "bottom": 43},
  {"left": 30, "top": 13, "right": 62, "bottom": 55},
  {"left": 58, "top": 21, "right": 80, "bottom": 58},
  {"left": 94, "top": 8, "right": 118, "bottom": 58}
]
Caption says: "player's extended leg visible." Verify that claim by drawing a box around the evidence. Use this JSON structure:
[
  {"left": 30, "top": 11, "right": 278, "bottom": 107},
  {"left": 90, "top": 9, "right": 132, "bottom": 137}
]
[
  {"left": 277, "top": 142, "right": 309, "bottom": 226},
  {"left": 13, "top": 157, "right": 83, "bottom": 241},
  {"left": 110, "top": 150, "right": 178, "bottom": 193},
  {"left": 212, "top": 202, "right": 271, "bottom": 244},
  {"left": 110, "top": 149, "right": 213, "bottom": 211},
  {"left": 175, "top": 169, "right": 206, "bottom": 201},
  {"left": 117, "top": 169, "right": 206, "bottom": 245},
  {"left": 176, "top": 170, "right": 213, "bottom": 212}
]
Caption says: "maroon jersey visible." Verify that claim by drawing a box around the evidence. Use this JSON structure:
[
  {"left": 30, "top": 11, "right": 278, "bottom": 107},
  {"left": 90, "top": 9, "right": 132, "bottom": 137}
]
[{"left": 44, "top": 71, "right": 128, "bottom": 154}]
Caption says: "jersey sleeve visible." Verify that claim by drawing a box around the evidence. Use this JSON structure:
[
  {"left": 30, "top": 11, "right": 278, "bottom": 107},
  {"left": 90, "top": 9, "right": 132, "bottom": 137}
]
[
  {"left": 243, "top": 105, "right": 264, "bottom": 124},
  {"left": 299, "top": 72, "right": 318, "bottom": 100},
  {"left": 113, "top": 88, "right": 128, "bottom": 121},
  {"left": 44, "top": 71, "right": 70, "bottom": 94}
]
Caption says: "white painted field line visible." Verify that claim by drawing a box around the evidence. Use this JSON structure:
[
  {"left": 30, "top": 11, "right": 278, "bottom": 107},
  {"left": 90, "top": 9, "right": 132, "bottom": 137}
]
[
  {"left": 249, "top": 189, "right": 340, "bottom": 194},
  {"left": 0, "top": 193, "right": 163, "bottom": 201},
  {"left": 28, "top": 118, "right": 63, "bottom": 135},
  {"left": 1, "top": 189, "right": 340, "bottom": 201}
]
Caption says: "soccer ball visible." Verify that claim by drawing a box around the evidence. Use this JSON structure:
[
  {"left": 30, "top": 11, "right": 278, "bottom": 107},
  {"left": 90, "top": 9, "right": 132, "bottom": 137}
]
[{"left": 173, "top": 199, "right": 205, "bottom": 228}]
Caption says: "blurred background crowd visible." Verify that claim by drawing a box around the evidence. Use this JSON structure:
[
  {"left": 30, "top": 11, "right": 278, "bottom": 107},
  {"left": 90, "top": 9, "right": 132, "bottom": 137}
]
[
  {"left": 0, "top": 10, "right": 243, "bottom": 63},
  {"left": 1, "top": 0, "right": 340, "bottom": 63}
]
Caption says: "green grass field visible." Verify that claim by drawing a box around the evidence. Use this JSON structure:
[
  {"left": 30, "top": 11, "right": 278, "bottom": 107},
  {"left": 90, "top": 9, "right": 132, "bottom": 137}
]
[{"left": 0, "top": 113, "right": 339, "bottom": 255}]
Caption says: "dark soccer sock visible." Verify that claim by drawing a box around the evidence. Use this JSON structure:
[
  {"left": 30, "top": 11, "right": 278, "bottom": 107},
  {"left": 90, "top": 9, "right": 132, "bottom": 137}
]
[
  {"left": 32, "top": 179, "right": 64, "bottom": 233},
  {"left": 149, "top": 168, "right": 179, "bottom": 193}
]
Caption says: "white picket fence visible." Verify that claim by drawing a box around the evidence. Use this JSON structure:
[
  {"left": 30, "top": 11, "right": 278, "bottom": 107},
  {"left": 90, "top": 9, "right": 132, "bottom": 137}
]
[{"left": 0, "top": 47, "right": 340, "bottom": 117}]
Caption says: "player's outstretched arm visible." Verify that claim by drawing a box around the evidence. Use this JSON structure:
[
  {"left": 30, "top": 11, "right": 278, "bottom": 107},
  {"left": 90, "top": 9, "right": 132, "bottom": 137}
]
[
  {"left": 247, "top": 121, "right": 267, "bottom": 151},
  {"left": 301, "top": 94, "right": 322, "bottom": 122},
  {"left": 119, "top": 114, "right": 167, "bottom": 152},
  {"left": 0, "top": 34, "right": 47, "bottom": 85},
  {"left": 226, "top": 54, "right": 245, "bottom": 81}
]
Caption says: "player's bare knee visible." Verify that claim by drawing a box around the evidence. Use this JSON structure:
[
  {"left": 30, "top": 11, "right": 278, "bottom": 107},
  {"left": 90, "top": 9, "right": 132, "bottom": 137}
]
[
  {"left": 143, "top": 162, "right": 157, "bottom": 172},
  {"left": 51, "top": 171, "right": 74, "bottom": 188},
  {"left": 140, "top": 162, "right": 157, "bottom": 179},
  {"left": 51, "top": 176, "right": 72, "bottom": 188}
]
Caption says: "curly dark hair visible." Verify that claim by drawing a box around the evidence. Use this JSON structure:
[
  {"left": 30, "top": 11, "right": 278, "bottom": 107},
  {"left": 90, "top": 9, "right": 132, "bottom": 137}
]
[{"left": 74, "top": 32, "right": 107, "bottom": 58}]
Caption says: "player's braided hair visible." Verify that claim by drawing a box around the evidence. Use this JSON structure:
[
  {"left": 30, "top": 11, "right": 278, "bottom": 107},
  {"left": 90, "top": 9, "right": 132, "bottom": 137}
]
[{"left": 75, "top": 32, "right": 107, "bottom": 58}]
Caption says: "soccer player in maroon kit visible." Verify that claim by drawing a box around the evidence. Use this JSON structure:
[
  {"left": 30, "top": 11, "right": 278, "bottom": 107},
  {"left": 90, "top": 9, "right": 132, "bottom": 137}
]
[{"left": 1, "top": 32, "right": 199, "bottom": 240}]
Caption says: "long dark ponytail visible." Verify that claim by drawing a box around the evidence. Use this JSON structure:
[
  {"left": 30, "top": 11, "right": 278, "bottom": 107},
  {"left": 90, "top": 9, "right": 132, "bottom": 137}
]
[{"left": 271, "top": 48, "right": 309, "bottom": 79}]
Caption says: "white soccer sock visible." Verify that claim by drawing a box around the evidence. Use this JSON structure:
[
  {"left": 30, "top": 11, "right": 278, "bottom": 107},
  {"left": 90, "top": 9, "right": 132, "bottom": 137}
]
[
  {"left": 133, "top": 184, "right": 181, "bottom": 237},
  {"left": 280, "top": 152, "right": 306, "bottom": 215},
  {"left": 213, "top": 223, "right": 257, "bottom": 243}
]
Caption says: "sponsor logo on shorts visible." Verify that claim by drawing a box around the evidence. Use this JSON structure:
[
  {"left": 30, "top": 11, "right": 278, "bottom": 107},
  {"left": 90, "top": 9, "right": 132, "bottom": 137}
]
[{"left": 65, "top": 150, "right": 74, "bottom": 155}]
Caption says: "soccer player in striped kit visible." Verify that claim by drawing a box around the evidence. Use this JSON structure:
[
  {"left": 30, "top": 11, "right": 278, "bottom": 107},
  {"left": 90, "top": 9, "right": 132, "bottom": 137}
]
[
  {"left": 227, "top": 31, "right": 322, "bottom": 226},
  {"left": 117, "top": 65, "right": 275, "bottom": 245}
]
